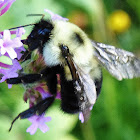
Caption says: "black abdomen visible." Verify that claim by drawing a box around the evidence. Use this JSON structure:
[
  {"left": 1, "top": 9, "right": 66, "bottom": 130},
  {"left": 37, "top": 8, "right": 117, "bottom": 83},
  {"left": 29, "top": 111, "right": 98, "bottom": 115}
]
[
  {"left": 60, "top": 74, "right": 80, "bottom": 114},
  {"left": 60, "top": 69, "right": 103, "bottom": 114}
]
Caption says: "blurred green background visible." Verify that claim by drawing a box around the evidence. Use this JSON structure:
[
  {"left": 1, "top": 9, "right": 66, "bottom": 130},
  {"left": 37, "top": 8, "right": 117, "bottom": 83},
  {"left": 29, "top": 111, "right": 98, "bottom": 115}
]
[{"left": 0, "top": 0, "right": 140, "bottom": 140}]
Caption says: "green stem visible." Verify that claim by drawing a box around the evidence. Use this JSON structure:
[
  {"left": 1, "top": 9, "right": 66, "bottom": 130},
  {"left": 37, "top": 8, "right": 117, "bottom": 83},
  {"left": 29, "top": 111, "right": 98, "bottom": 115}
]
[{"left": 80, "top": 119, "right": 96, "bottom": 140}]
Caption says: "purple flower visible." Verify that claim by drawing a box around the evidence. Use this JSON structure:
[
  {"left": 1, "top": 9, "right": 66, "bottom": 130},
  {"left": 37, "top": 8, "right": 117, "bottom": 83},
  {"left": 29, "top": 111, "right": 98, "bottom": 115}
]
[
  {"left": 16, "top": 27, "right": 26, "bottom": 38},
  {"left": 79, "top": 112, "right": 84, "bottom": 123},
  {"left": 0, "top": 59, "right": 22, "bottom": 88},
  {"left": 15, "top": 46, "right": 26, "bottom": 60},
  {"left": 44, "top": 9, "right": 69, "bottom": 21},
  {"left": 0, "top": 30, "right": 16, "bottom": 36},
  {"left": 79, "top": 105, "right": 93, "bottom": 123},
  {"left": 0, "top": 28, "right": 25, "bottom": 59},
  {"left": 56, "top": 92, "right": 61, "bottom": 99},
  {"left": 0, "top": 0, "right": 4, "bottom": 3},
  {"left": 35, "top": 86, "right": 51, "bottom": 99},
  {"left": 0, "top": 0, "right": 16, "bottom": 16},
  {"left": 0, "top": 61, "right": 11, "bottom": 68},
  {"left": 26, "top": 115, "right": 51, "bottom": 135},
  {"left": 0, "top": 30, "right": 23, "bottom": 59},
  {"left": 35, "top": 86, "right": 61, "bottom": 100},
  {"left": 0, "top": 34, "right": 2, "bottom": 39}
]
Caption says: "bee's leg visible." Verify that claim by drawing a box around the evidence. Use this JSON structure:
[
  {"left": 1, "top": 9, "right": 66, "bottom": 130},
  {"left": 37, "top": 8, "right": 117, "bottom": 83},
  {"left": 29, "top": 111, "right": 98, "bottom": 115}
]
[
  {"left": 6, "top": 65, "right": 62, "bottom": 85},
  {"left": 44, "top": 73, "right": 57, "bottom": 96},
  {"left": 6, "top": 74, "right": 43, "bottom": 84},
  {"left": 8, "top": 65, "right": 63, "bottom": 131},
  {"left": 41, "top": 65, "right": 63, "bottom": 96},
  {"left": 9, "top": 96, "right": 55, "bottom": 132}
]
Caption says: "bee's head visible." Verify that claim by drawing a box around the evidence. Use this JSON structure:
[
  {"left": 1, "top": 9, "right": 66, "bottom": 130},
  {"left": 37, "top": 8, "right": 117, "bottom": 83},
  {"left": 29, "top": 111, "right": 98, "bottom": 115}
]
[
  {"left": 32, "top": 20, "right": 94, "bottom": 67},
  {"left": 25, "top": 19, "right": 54, "bottom": 53}
]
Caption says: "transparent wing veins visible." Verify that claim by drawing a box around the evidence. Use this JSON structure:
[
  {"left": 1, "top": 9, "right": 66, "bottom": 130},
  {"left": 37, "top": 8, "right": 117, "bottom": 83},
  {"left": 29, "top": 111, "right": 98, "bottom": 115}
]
[
  {"left": 92, "top": 41, "right": 140, "bottom": 80},
  {"left": 73, "top": 62, "right": 97, "bottom": 105}
]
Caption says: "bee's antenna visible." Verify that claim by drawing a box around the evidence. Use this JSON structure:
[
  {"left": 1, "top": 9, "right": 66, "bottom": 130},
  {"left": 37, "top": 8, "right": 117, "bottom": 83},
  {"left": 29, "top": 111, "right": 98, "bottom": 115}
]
[
  {"left": 8, "top": 14, "right": 45, "bottom": 31},
  {"left": 9, "top": 23, "right": 35, "bottom": 30},
  {"left": 27, "top": 14, "right": 45, "bottom": 20}
]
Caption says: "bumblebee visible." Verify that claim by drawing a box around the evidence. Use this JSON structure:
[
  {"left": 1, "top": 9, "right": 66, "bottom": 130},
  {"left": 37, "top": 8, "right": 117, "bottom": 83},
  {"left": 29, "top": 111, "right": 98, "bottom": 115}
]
[{"left": 7, "top": 17, "right": 140, "bottom": 131}]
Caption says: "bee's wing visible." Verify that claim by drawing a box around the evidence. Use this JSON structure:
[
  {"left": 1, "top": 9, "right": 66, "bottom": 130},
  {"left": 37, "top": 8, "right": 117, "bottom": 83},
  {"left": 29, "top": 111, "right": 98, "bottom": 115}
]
[
  {"left": 73, "top": 63, "right": 96, "bottom": 122},
  {"left": 65, "top": 55, "right": 97, "bottom": 121},
  {"left": 73, "top": 62, "right": 97, "bottom": 105},
  {"left": 92, "top": 41, "right": 140, "bottom": 80}
]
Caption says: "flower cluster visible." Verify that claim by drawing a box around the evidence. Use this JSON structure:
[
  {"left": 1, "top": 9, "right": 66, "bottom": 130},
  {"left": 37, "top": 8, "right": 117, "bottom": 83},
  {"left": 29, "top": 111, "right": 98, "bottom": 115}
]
[
  {"left": 0, "top": 28, "right": 25, "bottom": 88},
  {"left": 0, "top": 29, "right": 25, "bottom": 59}
]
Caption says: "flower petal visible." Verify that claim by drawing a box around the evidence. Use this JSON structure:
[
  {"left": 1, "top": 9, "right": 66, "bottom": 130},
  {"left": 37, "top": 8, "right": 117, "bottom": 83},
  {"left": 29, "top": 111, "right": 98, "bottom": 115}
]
[
  {"left": 44, "top": 9, "right": 69, "bottom": 21},
  {"left": 8, "top": 84, "right": 12, "bottom": 88},
  {"left": 0, "top": 75, "right": 6, "bottom": 82},
  {"left": 16, "top": 27, "right": 26, "bottom": 38},
  {"left": 12, "top": 59, "right": 22, "bottom": 71},
  {"left": 0, "top": 0, "right": 16, "bottom": 16},
  {"left": 0, "top": 45, "right": 6, "bottom": 55},
  {"left": 79, "top": 112, "right": 84, "bottom": 123},
  {"left": 5, "top": 47, "right": 17, "bottom": 59},
  {"left": 39, "top": 124, "right": 49, "bottom": 133},
  {"left": 0, "top": 62, "right": 11, "bottom": 68},
  {"left": 27, "top": 115, "right": 51, "bottom": 135},
  {"left": 0, "top": 34, "right": 3, "bottom": 39},
  {"left": 12, "top": 37, "right": 23, "bottom": 48},
  {"left": 3, "top": 30, "right": 11, "bottom": 41},
  {"left": 0, "top": 0, "right": 5, "bottom": 9},
  {"left": 26, "top": 124, "right": 38, "bottom": 135},
  {"left": 43, "top": 116, "right": 51, "bottom": 122},
  {"left": 0, "top": 0, "right": 4, "bottom": 4},
  {"left": 35, "top": 87, "right": 51, "bottom": 99},
  {"left": 28, "top": 115, "right": 38, "bottom": 123},
  {"left": 0, "top": 2, "right": 12, "bottom": 16},
  {"left": 56, "top": 92, "right": 61, "bottom": 99},
  {"left": 15, "top": 47, "right": 25, "bottom": 60}
]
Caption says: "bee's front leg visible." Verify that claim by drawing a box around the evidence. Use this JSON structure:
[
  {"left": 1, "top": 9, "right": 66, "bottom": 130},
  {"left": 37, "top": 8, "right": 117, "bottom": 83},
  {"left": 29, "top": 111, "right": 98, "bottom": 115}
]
[{"left": 6, "top": 73, "right": 43, "bottom": 84}]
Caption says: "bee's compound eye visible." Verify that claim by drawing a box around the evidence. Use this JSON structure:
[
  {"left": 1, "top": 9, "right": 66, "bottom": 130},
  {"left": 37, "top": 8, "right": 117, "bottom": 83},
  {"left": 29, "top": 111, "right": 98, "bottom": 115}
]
[
  {"left": 63, "top": 45, "right": 68, "bottom": 51},
  {"left": 60, "top": 45, "right": 69, "bottom": 51},
  {"left": 60, "top": 45, "right": 69, "bottom": 57}
]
